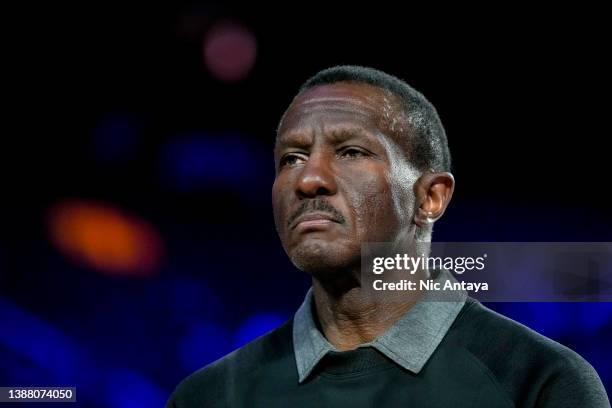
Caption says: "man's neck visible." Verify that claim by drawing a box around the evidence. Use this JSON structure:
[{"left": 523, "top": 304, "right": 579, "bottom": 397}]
[{"left": 311, "top": 277, "right": 416, "bottom": 351}]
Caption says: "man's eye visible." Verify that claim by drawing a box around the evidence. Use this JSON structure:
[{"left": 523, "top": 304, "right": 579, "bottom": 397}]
[
  {"left": 279, "top": 154, "right": 306, "bottom": 168},
  {"left": 340, "top": 148, "right": 367, "bottom": 158}
]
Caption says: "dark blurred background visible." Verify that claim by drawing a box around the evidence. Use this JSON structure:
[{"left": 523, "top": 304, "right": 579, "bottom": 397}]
[{"left": 2, "top": 3, "right": 611, "bottom": 407}]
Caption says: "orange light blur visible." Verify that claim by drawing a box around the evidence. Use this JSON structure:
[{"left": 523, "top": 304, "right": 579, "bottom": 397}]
[{"left": 47, "top": 200, "right": 163, "bottom": 276}]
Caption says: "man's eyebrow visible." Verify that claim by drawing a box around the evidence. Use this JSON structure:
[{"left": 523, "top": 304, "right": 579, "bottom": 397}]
[
  {"left": 275, "top": 131, "right": 313, "bottom": 149},
  {"left": 326, "top": 126, "right": 376, "bottom": 143}
]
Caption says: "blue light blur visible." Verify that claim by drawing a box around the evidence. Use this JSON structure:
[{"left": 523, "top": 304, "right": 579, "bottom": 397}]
[
  {"left": 233, "top": 312, "right": 287, "bottom": 348},
  {"left": 160, "top": 134, "right": 266, "bottom": 192},
  {"left": 179, "top": 322, "right": 233, "bottom": 372}
]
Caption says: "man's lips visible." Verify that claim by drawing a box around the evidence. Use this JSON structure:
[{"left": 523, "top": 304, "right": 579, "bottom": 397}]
[{"left": 289, "top": 212, "right": 341, "bottom": 230}]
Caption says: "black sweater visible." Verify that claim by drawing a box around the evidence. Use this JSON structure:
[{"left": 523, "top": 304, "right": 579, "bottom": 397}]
[{"left": 166, "top": 298, "right": 610, "bottom": 407}]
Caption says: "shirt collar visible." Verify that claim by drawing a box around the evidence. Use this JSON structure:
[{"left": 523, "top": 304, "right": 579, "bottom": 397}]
[{"left": 292, "top": 269, "right": 466, "bottom": 383}]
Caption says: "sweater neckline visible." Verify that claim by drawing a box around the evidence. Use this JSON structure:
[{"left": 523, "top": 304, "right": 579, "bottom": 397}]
[{"left": 315, "top": 347, "right": 391, "bottom": 376}]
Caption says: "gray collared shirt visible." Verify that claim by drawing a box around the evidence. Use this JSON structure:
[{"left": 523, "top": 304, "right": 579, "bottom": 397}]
[{"left": 292, "top": 269, "right": 467, "bottom": 383}]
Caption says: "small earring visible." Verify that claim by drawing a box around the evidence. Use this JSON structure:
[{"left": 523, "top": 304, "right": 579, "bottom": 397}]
[{"left": 426, "top": 211, "right": 434, "bottom": 223}]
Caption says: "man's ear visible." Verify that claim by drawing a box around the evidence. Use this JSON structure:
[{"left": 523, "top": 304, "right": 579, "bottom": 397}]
[{"left": 413, "top": 171, "right": 455, "bottom": 227}]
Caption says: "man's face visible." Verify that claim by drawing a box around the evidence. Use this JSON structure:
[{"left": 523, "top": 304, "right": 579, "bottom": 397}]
[{"left": 272, "top": 82, "right": 421, "bottom": 277}]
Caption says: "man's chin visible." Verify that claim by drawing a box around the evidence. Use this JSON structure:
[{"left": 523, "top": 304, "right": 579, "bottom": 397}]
[{"left": 288, "top": 241, "right": 359, "bottom": 278}]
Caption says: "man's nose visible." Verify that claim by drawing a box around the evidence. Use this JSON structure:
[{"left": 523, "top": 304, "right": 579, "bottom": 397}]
[{"left": 295, "top": 152, "right": 338, "bottom": 198}]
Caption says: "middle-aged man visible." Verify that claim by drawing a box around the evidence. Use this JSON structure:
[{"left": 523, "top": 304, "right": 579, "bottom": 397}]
[{"left": 166, "top": 66, "right": 610, "bottom": 407}]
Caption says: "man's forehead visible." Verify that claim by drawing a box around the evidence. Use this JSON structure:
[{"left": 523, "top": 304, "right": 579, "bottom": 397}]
[
  {"left": 291, "top": 82, "right": 395, "bottom": 109},
  {"left": 279, "top": 82, "right": 405, "bottom": 136}
]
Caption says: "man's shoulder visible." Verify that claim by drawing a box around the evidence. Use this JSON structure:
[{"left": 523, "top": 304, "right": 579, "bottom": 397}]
[
  {"left": 452, "top": 298, "right": 588, "bottom": 365},
  {"left": 447, "top": 298, "right": 609, "bottom": 407},
  {"left": 166, "top": 319, "right": 294, "bottom": 407}
]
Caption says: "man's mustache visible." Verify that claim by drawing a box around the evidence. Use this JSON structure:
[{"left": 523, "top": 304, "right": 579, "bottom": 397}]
[{"left": 286, "top": 199, "right": 346, "bottom": 228}]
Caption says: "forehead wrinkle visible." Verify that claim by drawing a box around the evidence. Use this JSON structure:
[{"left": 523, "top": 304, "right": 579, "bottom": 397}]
[
  {"left": 296, "top": 83, "right": 402, "bottom": 112},
  {"left": 297, "top": 106, "right": 376, "bottom": 120},
  {"left": 299, "top": 95, "right": 382, "bottom": 107},
  {"left": 296, "top": 96, "right": 382, "bottom": 114}
]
